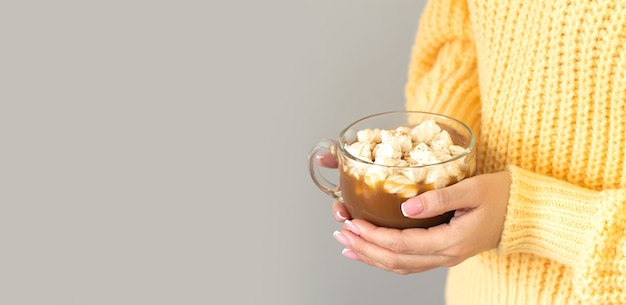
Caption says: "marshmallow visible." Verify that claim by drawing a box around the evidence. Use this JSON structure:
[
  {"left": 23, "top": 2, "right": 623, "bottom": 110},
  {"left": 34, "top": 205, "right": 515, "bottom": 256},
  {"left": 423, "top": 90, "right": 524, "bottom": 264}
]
[
  {"left": 449, "top": 144, "right": 466, "bottom": 156},
  {"left": 402, "top": 167, "right": 426, "bottom": 183},
  {"left": 357, "top": 128, "right": 382, "bottom": 143},
  {"left": 425, "top": 167, "right": 451, "bottom": 189},
  {"left": 381, "top": 128, "right": 413, "bottom": 152},
  {"left": 411, "top": 119, "right": 441, "bottom": 144},
  {"left": 373, "top": 142, "right": 402, "bottom": 161},
  {"left": 433, "top": 129, "right": 453, "bottom": 146},
  {"left": 380, "top": 129, "right": 395, "bottom": 143},
  {"left": 343, "top": 159, "right": 368, "bottom": 180},
  {"left": 384, "top": 174, "right": 418, "bottom": 197},
  {"left": 409, "top": 143, "right": 440, "bottom": 165},
  {"left": 346, "top": 141, "right": 373, "bottom": 161},
  {"left": 396, "top": 133, "right": 413, "bottom": 152},
  {"left": 444, "top": 162, "right": 464, "bottom": 181},
  {"left": 430, "top": 139, "right": 451, "bottom": 156},
  {"left": 364, "top": 166, "right": 389, "bottom": 189}
]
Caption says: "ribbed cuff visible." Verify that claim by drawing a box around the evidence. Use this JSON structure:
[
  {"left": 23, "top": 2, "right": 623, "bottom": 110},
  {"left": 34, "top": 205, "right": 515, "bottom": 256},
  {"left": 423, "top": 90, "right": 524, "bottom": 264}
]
[
  {"left": 497, "top": 165, "right": 599, "bottom": 267},
  {"left": 572, "top": 189, "right": 626, "bottom": 303}
]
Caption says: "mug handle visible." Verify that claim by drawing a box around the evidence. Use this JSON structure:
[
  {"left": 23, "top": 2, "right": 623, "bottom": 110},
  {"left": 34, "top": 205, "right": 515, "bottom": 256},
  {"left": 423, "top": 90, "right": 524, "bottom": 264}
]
[{"left": 308, "top": 139, "right": 343, "bottom": 202}]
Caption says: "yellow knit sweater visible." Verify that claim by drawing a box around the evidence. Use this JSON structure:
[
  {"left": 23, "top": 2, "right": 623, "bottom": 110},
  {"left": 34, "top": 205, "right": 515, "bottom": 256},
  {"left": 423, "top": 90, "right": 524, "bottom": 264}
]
[{"left": 405, "top": 1, "right": 626, "bottom": 304}]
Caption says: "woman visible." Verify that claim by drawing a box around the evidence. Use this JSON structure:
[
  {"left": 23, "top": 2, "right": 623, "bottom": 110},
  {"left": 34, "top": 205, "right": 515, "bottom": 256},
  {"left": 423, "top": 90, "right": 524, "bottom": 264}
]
[{"left": 329, "top": 0, "right": 626, "bottom": 304}]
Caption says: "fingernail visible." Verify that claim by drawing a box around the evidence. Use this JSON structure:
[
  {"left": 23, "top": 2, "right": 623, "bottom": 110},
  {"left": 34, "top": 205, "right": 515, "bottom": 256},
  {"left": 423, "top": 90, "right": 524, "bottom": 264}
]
[
  {"left": 333, "top": 231, "right": 349, "bottom": 247},
  {"left": 342, "top": 248, "right": 359, "bottom": 260},
  {"left": 335, "top": 210, "right": 347, "bottom": 222},
  {"left": 401, "top": 198, "right": 424, "bottom": 217},
  {"left": 344, "top": 220, "right": 361, "bottom": 235}
]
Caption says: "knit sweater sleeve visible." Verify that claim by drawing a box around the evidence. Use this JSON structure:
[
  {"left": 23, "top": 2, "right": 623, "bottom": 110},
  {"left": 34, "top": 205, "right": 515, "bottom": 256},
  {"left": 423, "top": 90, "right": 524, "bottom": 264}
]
[
  {"left": 499, "top": 165, "right": 626, "bottom": 303},
  {"left": 404, "top": 0, "right": 481, "bottom": 137}
]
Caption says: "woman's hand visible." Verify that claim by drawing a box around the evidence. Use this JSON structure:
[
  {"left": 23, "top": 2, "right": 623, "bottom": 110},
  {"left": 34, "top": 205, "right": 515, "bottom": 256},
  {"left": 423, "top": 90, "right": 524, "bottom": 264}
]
[{"left": 332, "top": 171, "right": 511, "bottom": 274}]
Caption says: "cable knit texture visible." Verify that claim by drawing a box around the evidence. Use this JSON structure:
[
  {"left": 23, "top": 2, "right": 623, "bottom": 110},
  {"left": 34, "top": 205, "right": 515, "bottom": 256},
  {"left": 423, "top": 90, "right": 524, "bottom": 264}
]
[{"left": 405, "top": 0, "right": 626, "bottom": 304}]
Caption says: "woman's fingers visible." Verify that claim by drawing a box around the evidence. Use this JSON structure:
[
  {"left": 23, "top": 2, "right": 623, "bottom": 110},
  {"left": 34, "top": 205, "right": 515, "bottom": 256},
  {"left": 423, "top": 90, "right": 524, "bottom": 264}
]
[
  {"left": 343, "top": 218, "right": 453, "bottom": 255},
  {"left": 332, "top": 199, "right": 351, "bottom": 222},
  {"left": 401, "top": 177, "right": 481, "bottom": 219},
  {"left": 316, "top": 151, "right": 338, "bottom": 168},
  {"left": 335, "top": 228, "right": 457, "bottom": 274}
]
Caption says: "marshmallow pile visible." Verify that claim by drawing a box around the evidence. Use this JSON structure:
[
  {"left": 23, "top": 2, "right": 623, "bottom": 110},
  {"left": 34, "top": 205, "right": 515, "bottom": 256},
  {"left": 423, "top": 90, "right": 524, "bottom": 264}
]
[{"left": 343, "top": 120, "right": 472, "bottom": 197}]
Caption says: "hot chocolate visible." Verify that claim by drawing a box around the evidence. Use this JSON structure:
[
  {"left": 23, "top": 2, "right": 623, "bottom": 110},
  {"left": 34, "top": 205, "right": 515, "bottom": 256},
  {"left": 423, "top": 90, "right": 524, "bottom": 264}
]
[
  {"left": 309, "top": 111, "right": 476, "bottom": 229},
  {"left": 338, "top": 120, "right": 474, "bottom": 229}
]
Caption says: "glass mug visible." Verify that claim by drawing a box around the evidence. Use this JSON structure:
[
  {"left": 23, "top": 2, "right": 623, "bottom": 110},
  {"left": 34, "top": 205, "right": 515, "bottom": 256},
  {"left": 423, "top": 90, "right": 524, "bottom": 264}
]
[{"left": 308, "top": 111, "right": 476, "bottom": 229}]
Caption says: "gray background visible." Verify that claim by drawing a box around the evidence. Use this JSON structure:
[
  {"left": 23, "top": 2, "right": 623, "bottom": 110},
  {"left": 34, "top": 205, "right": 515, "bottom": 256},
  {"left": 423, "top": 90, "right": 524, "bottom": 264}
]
[{"left": 2, "top": 0, "right": 447, "bottom": 304}]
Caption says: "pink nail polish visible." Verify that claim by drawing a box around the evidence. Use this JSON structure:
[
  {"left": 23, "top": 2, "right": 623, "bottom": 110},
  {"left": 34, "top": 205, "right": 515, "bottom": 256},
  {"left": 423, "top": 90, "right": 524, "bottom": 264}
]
[
  {"left": 333, "top": 231, "right": 349, "bottom": 247},
  {"left": 335, "top": 210, "right": 347, "bottom": 221},
  {"left": 401, "top": 198, "right": 424, "bottom": 217},
  {"left": 342, "top": 248, "right": 359, "bottom": 260},
  {"left": 344, "top": 220, "right": 361, "bottom": 235}
]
